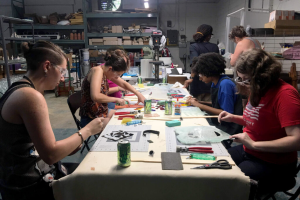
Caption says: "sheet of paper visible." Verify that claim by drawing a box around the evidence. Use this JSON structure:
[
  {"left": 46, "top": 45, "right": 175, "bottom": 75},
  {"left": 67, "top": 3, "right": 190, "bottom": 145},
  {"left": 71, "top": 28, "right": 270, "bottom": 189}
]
[
  {"left": 90, "top": 125, "right": 151, "bottom": 152},
  {"left": 181, "top": 107, "right": 207, "bottom": 117},
  {"left": 165, "top": 127, "right": 229, "bottom": 156}
]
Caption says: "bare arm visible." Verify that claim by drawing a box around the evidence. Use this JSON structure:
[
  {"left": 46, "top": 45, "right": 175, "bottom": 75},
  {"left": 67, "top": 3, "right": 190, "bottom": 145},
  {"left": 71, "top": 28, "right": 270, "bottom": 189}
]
[
  {"left": 108, "top": 86, "right": 119, "bottom": 95},
  {"left": 230, "top": 42, "right": 244, "bottom": 66},
  {"left": 16, "top": 89, "right": 103, "bottom": 165},
  {"left": 218, "top": 111, "right": 246, "bottom": 126},
  {"left": 89, "top": 67, "right": 119, "bottom": 103},
  {"left": 110, "top": 77, "right": 146, "bottom": 104},
  {"left": 187, "top": 98, "right": 222, "bottom": 115},
  {"left": 231, "top": 125, "right": 300, "bottom": 153}
]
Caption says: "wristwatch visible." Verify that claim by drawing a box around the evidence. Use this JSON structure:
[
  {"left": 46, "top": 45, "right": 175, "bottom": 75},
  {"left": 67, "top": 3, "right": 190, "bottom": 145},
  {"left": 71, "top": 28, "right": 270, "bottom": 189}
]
[{"left": 77, "top": 131, "right": 84, "bottom": 145}]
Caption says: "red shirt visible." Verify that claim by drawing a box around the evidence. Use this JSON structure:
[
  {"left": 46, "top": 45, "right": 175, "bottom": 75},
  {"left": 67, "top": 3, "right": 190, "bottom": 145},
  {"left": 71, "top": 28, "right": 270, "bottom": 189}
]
[{"left": 243, "top": 79, "right": 300, "bottom": 164}]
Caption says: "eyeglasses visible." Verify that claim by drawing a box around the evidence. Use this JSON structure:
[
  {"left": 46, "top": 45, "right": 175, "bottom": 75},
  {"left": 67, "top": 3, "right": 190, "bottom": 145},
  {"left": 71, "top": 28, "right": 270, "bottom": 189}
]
[
  {"left": 235, "top": 77, "right": 251, "bottom": 86},
  {"left": 52, "top": 63, "right": 67, "bottom": 77}
]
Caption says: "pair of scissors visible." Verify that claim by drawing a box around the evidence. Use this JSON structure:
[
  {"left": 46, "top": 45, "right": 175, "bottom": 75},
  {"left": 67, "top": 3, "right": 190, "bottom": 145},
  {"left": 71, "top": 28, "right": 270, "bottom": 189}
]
[{"left": 191, "top": 159, "right": 232, "bottom": 170}]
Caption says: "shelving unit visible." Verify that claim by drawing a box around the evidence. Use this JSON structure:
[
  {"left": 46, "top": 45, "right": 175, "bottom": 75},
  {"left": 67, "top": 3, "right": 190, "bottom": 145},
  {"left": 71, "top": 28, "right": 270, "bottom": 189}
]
[
  {"left": 0, "top": 15, "right": 34, "bottom": 86},
  {"left": 83, "top": 0, "right": 159, "bottom": 50}
]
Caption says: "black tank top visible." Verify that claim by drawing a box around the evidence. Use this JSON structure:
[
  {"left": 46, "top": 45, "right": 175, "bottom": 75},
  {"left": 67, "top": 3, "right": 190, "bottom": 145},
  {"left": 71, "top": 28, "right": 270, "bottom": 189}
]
[{"left": 0, "top": 81, "right": 54, "bottom": 189}]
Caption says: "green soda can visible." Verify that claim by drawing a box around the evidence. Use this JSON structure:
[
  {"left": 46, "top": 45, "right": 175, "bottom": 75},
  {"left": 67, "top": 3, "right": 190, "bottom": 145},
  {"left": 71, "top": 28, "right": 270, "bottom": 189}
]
[
  {"left": 165, "top": 99, "right": 172, "bottom": 115},
  {"left": 144, "top": 99, "right": 152, "bottom": 114},
  {"left": 117, "top": 140, "right": 131, "bottom": 167},
  {"left": 137, "top": 77, "right": 143, "bottom": 84}
]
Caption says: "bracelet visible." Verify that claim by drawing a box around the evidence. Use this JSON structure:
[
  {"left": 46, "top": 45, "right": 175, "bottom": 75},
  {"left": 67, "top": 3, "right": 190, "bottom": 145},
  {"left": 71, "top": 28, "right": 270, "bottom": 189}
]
[{"left": 77, "top": 131, "right": 84, "bottom": 146}]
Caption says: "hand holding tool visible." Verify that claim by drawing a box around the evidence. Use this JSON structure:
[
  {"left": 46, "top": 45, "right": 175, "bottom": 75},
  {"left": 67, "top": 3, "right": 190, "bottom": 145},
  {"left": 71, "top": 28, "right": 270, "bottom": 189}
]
[
  {"left": 115, "top": 111, "right": 140, "bottom": 115},
  {"left": 118, "top": 115, "right": 143, "bottom": 120},
  {"left": 176, "top": 146, "right": 213, "bottom": 154},
  {"left": 191, "top": 159, "right": 232, "bottom": 170}
]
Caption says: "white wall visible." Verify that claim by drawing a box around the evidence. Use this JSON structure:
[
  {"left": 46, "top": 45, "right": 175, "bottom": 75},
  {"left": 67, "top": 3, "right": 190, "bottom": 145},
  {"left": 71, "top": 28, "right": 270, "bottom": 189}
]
[
  {"left": 272, "top": 0, "right": 300, "bottom": 10},
  {"left": 25, "top": 0, "right": 82, "bottom": 16},
  {"left": 158, "top": 0, "right": 218, "bottom": 69}
]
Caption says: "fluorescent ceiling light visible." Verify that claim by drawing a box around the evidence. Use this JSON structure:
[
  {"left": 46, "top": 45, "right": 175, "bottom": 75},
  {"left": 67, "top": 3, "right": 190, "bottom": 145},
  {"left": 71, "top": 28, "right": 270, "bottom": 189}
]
[
  {"left": 144, "top": 2, "right": 149, "bottom": 8},
  {"left": 144, "top": 0, "right": 148, "bottom": 1}
]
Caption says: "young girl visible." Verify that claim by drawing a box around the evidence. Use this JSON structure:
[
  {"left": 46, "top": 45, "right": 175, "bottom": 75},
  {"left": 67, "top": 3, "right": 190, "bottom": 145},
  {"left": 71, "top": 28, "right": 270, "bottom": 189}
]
[{"left": 79, "top": 49, "right": 146, "bottom": 127}]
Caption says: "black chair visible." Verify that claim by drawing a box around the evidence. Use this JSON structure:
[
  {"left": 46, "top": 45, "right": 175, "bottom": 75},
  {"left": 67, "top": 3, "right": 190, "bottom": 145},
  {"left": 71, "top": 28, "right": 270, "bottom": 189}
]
[
  {"left": 67, "top": 91, "right": 98, "bottom": 153},
  {"left": 255, "top": 163, "right": 300, "bottom": 200}
]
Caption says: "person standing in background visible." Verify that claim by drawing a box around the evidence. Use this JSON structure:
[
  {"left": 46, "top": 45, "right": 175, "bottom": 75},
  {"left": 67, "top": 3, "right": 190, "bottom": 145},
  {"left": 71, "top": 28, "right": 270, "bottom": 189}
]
[
  {"left": 184, "top": 24, "right": 219, "bottom": 102},
  {"left": 229, "top": 26, "right": 261, "bottom": 66}
]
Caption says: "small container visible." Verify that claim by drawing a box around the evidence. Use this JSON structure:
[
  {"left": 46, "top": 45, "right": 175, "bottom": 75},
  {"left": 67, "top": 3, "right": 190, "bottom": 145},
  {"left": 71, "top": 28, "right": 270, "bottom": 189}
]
[
  {"left": 144, "top": 99, "right": 152, "bottom": 114},
  {"left": 117, "top": 140, "right": 131, "bottom": 167},
  {"left": 165, "top": 98, "right": 172, "bottom": 115},
  {"left": 174, "top": 99, "right": 181, "bottom": 115},
  {"left": 137, "top": 77, "right": 143, "bottom": 84}
]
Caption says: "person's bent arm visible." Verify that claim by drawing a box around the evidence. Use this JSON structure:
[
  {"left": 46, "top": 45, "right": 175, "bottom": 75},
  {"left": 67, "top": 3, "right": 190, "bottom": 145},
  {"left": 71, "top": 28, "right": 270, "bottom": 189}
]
[
  {"left": 89, "top": 67, "right": 120, "bottom": 103},
  {"left": 19, "top": 89, "right": 103, "bottom": 165},
  {"left": 188, "top": 98, "right": 222, "bottom": 115},
  {"left": 230, "top": 42, "right": 244, "bottom": 66},
  {"left": 110, "top": 77, "right": 146, "bottom": 104},
  {"left": 231, "top": 124, "right": 300, "bottom": 153},
  {"left": 218, "top": 111, "right": 245, "bottom": 126},
  {"left": 108, "top": 86, "right": 119, "bottom": 95}
]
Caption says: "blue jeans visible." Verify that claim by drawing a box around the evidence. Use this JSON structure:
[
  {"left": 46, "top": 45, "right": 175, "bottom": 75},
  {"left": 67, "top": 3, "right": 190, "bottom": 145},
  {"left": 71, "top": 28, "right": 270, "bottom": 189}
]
[{"left": 107, "top": 102, "right": 116, "bottom": 110}]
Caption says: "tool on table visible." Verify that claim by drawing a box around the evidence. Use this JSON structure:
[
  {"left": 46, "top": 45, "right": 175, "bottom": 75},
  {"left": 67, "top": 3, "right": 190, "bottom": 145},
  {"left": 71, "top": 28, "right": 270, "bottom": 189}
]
[
  {"left": 187, "top": 153, "right": 216, "bottom": 161},
  {"left": 126, "top": 120, "right": 143, "bottom": 126},
  {"left": 121, "top": 118, "right": 132, "bottom": 124},
  {"left": 171, "top": 94, "right": 185, "bottom": 98},
  {"left": 166, "top": 120, "right": 181, "bottom": 127},
  {"left": 125, "top": 94, "right": 136, "bottom": 96},
  {"left": 115, "top": 111, "right": 140, "bottom": 115},
  {"left": 102, "top": 130, "right": 134, "bottom": 141},
  {"left": 114, "top": 105, "right": 144, "bottom": 109},
  {"left": 143, "top": 130, "right": 160, "bottom": 137},
  {"left": 118, "top": 115, "right": 143, "bottom": 120},
  {"left": 176, "top": 146, "right": 214, "bottom": 154},
  {"left": 191, "top": 159, "right": 232, "bottom": 170}
]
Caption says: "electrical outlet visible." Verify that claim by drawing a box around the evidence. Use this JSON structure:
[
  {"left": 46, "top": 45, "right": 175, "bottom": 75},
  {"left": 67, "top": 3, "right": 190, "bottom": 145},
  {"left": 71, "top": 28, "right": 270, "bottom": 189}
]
[{"left": 167, "top": 21, "right": 172, "bottom": 27}]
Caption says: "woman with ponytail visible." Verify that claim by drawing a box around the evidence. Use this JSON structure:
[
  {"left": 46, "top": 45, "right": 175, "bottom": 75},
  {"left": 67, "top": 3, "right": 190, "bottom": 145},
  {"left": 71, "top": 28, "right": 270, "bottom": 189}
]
[
  {"left": 0, "top": 41, "right": 104, "bottom": 200},
  {"left": 184, "top": 24, "right": 219, "bottom": 102},
  {"left": 79, "top": 49, "right": 146, "bottom": 127},
  {"left": 218, "top": 49, "right": 300, "bottom": 184}
]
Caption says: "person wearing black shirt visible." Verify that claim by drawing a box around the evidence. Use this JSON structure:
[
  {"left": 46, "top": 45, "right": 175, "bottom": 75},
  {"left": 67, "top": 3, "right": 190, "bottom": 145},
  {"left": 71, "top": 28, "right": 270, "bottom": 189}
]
[{"left": 184, "top": 24, "right": 219, "bottom": 101}]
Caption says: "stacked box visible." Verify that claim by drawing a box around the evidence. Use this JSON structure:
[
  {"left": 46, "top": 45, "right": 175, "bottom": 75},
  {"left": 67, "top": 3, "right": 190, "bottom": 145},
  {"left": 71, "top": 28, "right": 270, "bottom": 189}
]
[{"left": 123, "top": 40, "right": 132, "bottom": 45}]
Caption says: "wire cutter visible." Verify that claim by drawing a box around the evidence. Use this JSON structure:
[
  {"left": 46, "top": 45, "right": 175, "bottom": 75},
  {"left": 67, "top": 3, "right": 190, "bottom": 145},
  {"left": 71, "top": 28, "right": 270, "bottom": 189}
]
[
  {"left": 115, "top": 111, "right": 139, "bottom": 115},
  {"left": 176, "top": 146, "right": 214, "bottom": 154},
  {"left": 191, "top": 159, "right": 232, "bottom": 170}
]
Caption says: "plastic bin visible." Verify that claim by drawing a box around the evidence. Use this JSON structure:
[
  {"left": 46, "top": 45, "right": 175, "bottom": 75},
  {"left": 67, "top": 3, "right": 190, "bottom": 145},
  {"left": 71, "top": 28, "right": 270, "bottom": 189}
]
[{"left": 129, "top": 66, "right": 139, "bottom": 75}]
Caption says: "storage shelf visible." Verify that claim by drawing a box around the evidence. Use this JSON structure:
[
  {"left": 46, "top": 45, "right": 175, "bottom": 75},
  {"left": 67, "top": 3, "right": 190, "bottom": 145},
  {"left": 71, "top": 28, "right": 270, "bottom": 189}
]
[
  {"left": 86, "top": 13, "right": 158, "bottom": 18},
  {"left": 14, "top": 24, "right": 84, "bottom": 30},
  {"left": 0, "top": 60, "right": 26, "bottom": 65},
  {"left": 51, "top": 40, "right": 85, "bottom": 44},
  {"left": 4, "top": 37, "right": 34, "bottom": 41},
  {"left": 88, "top": 45, "right": 149, "bottom": 49},
  {"left": 1, "top": 15, "right": 33, "bottom": 24},
  {"left": 87, "top": 33, "right": 151, "bottom": 37}
]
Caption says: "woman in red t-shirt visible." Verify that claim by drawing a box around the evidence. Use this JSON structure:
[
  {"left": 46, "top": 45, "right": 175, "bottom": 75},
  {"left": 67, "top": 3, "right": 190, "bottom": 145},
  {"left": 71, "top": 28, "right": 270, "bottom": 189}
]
[{"left": 219, "top": 49, "right": 300, "bottom": 183}]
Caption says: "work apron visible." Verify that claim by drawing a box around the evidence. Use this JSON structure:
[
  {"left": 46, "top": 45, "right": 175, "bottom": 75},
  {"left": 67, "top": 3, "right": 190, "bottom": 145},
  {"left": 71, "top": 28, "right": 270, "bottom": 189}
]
[{"left": 208, "top": 77, "right": 243, "bottom": 135}]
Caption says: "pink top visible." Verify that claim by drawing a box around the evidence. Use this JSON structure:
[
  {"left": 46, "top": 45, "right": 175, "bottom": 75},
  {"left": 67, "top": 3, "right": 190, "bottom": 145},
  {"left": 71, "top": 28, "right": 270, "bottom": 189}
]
[{"left": 107, "top": 79, "right": 122, "bottom": 98}]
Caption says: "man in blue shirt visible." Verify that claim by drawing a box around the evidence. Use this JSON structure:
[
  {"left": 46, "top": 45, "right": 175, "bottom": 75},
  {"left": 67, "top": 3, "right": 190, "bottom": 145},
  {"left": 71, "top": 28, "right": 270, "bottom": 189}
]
[{"left": 187, "top": 53, "right": 243, "bottom": 135}]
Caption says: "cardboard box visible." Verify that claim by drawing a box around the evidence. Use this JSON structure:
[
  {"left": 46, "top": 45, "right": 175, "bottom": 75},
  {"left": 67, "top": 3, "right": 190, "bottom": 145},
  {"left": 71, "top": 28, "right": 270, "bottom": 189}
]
[
  {"left": 282, "top": 10, "right": 289, "bottom": 20},
  {"left": 89, "top": 50, "right": 99, "bottom": 57},
  {"left": 117, "top": 38, "right": 122, "bottom": 45},
  {"left": 133, "top": 42, "right": 139, "bottom": 45},
  {"left": 123, "top": 36, "right": 131, "bottom": 40},
  {"left": 264, "top": 20, "right": 300, "bottom": 29},
  {"left": 89, "top": 38, "right": 104, "bottom": 45},
  {"left": 269, "top": 10, "right": 282, "bottom": 22},
  {"left": 112, "top": 26, "right": 117, "bottom": 33},
  {"left": 289, "top": 10, "right": 295, "bottom": 20},
  {"left": 123, "top": 40, "right": 132, "bottom": 45},
  {"left": 104, "top": 41, "right": 118, "bottom": 45},
  {"left": 138, "top": 42, "right": 144, "bottom": 45},
  {"left": 93, "top": 42, "right": 104, "bottom": 45},
  {"left": 103, "top": 37, "right": 118, "bottom": 41},
  {"left": 117, "top": 26, "right": 123, "bottom": 33},
  {"left": 167, "top": 75, "right": 187, "bottom": 85}
]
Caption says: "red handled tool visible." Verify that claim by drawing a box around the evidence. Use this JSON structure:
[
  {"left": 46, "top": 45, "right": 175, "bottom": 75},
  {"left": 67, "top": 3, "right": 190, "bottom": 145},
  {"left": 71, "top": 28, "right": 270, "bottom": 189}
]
[
  {"left": 118, "top": 115, "right": 143, "bottom": 120},
  {"left": 115, "top": 111, "right": 138, "bottom": 115},
  {"left": 125, "top": 94, "right": 136, "bottom": 96},
  {"left": 114, "top": 105, "right": 144, "bottom": 109},
  {"left": 176, "top": 146, "right": 213, "bottom": 154}
]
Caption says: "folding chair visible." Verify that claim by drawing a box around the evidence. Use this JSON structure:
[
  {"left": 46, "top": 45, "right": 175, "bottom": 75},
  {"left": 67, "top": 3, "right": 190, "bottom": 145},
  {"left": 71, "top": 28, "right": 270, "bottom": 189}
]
[
  {"left": 255, "top": 163, "right": 300, "bottom": 200},
  {"left": 67, "top": 91, "right": 98, "bottom": 153}
]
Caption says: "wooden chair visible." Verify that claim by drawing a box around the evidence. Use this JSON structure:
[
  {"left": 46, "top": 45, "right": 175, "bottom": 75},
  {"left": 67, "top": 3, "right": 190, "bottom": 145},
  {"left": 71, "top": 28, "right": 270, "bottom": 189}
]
[
  {"left": 289, "top": 63, "right": 298, "bottom": 91},
  {"left": 67, "top": 91, "right": 98, "bottom": 153}
]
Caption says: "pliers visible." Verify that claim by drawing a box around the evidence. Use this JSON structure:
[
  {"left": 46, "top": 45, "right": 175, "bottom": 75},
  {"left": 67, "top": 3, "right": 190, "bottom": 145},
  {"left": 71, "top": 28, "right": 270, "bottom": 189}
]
[
  {"left": 176, "top": 147, "right": 214, "bottom": 154},
  {"left": 115, "top": 111, "right": 138, "bottom": 115}
]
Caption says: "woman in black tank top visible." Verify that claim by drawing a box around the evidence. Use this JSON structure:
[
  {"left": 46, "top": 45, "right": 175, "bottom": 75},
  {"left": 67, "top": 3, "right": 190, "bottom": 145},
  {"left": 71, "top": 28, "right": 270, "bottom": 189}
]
[{"left": 0, "top": 41, "right": 104, "bottom": 200}]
